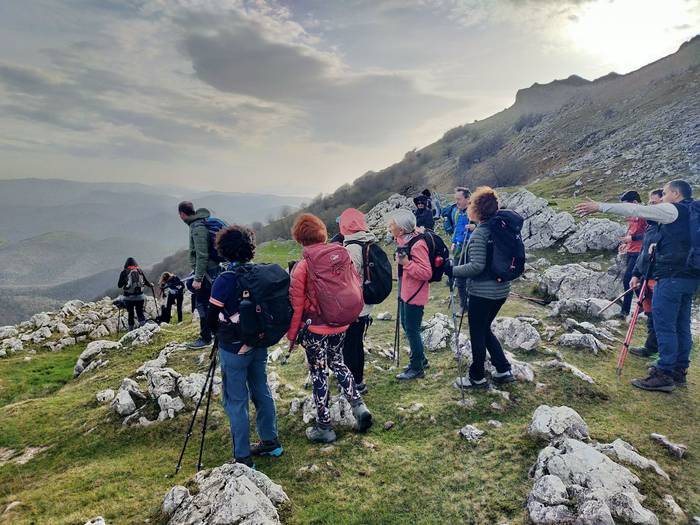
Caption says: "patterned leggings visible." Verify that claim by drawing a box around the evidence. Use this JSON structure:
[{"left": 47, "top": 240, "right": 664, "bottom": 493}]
[{"left": 302, "top": 331, "right": 361, "bottom": 428}]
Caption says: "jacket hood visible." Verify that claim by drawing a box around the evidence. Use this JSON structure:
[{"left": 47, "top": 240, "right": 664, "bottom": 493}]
[
  {"left": 339, "top": 208, "right": 369, "bottom": 236},
  {"left": 184, "top": 208, "right": 211, "bottom": 225},
  {"left": 344, "top": 230, "right": 377, "bottom": 244}
]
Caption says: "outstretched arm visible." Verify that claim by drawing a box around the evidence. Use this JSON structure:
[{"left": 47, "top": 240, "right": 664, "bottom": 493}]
[{"left": 575, "top": 201, "right": 678, "bottom": 224}]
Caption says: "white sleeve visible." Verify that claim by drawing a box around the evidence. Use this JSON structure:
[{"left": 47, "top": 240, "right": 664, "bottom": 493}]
[{"left": 598, "top": 202, "right": 678, "bottom": 224}]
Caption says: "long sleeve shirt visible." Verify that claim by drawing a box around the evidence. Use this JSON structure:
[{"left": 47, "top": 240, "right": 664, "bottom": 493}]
[{"left": 598, "top": 202, "right": 678, "bottom": 224}]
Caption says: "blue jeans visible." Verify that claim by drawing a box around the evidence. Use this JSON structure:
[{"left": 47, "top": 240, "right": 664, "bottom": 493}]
[
  {"left": 652, "top": 277, "right": 699, "bottom": 372},
  {"left": 218, "top": 347, "right": 278, "bottom": 460},
  {"left": 400, "top": 301, "right": 425, "bottom": 371},
  {"left": 622, "top": 252, "right": 640, "bottom": 315}
]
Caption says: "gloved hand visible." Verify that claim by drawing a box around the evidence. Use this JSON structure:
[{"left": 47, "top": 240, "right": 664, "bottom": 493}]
[{"left": 443, "top": 258, "right": 454, "bottom": 279}]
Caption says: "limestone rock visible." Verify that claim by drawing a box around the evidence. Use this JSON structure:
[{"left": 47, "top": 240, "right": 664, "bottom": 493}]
[
  {"left": 31, "top": 326, "right": 52, "bottom": 344},
  {"left": 458, "top": 425, "right": 484, "bottom": 442},
  {"left": 1, "top": 338, "right": 23, "bottom": 354},
  {"left": 536, "top": 360, "right": 595, "bottom": 384},
  {"left": 83, "top": 518, "right": 106, "bottom": 525},
  {"left": 595, "top": 439, "right": 669, "bottom": 480},
  {"left": 145, "top": 367, "right": 181, "bottom": 398},
  {"left": 31, "top": 312, "right": 52, "bottom": 328},
  {"left": 96, "top": 389, "right": 115, "bottom": 403},
  {"left": 118, "top": 323, "right": 160, "bottom": 347},
  {"left": 161, "top": 462, "right": 288, "bottom": 524},
  {"left": 88, "top": 324, "right": 110, "bottom": 340},
  {"left": 301, "top": 395, "right": 356, "bottom": 428},
  {"left": 491, "top": 317, "right": 541, "bottom": 351},
  {"left": 530, "top": 475, "right": 569, "bottom": 506},
  {"left": 70, "top": 323, "right": 94, "bottom": 336},
  {"left": 376, "top": 312, "right": 392, "bottom": 321},
  {"left": 365, "top": 194, "right": 415, "bottom": 237},
  {"left": 529, "top": 405, "right": 589, "bottom": 442},
  {"left": 563, "top": 219, "right": 626, "bottom": 254},
  {"left": 112, "top": 388, "right": 137, "bottom": 416},
  {"left": 157, "top": 394, "right": 186, "bottom": 421},
  {"left": 73, "top": 340, "right": 122, "bottom": 378},
  {"left": 650, "top": 433, "right": 688, "bottom": 458},
  {"left": 662, "top": 495, "right": 686, "bottom": 522},
  {"left": 558, "top": 332, "right": 607, "bottom": 354},
  {"left": 550, "top": 298, "right": 621, "bottom": 320},
  {"left": 0, "top": 326, "right": 19, "bottom": 340},
  {"left": 538, "top": 264, "right": 622, "bottom": 301},
  {"left": 421, "top": 313, "right": 453, "bottom": 352}
]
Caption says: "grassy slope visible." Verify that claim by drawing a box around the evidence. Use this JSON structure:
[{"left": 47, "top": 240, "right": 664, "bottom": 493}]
[{"left": 0, "top": 241, "right": 698, "bottom": 525}]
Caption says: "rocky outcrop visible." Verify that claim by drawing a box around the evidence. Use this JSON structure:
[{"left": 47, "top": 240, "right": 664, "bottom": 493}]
[
  {"left": 563, "top": 218, "right": 626, "bottom": 253},
  {"left": 550, "top": 297, "right": 621, "bottom": 320},
  {"left": 162, "top": 463, "right": 288, "bottom": 524},
  {"left": 528, "top": 405, "right": 589, "bottom": 443},
  {"left": 558, "top": 331, "right": 608, "bottom": 354},
  {"left": 118, "top": 322, "right": 161, "bottom": 348},
  {"left": 73, "top": 340, "right": 122, "bottom": 378},
  {"left": 421, "top": 313, "right": 453, "bottom": 352},
  {"left": 365, "top": 193, "right": 415, "bottom": 239},
  {"left": 538, "top": 264, "right": 622, "bottom": 301},
  {"left": 491, "top": 317, "right": 541, "bottom": 351},
  {"left": 298, "top": 394, "right": 357, "bottom": 429}
]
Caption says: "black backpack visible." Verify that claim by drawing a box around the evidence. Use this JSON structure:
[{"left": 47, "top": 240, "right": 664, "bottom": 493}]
[
  {"left": 406, "top": 230, "right": 450, "bottom": 283},
  {"left": 204, "top": 217, "right": 228, "bottom": 264},
  {"left": 124, "top": 268, "right": 145, "bottom": 295},
  {"left": 220, "top": 264, "right": 292, "bottom": 348},
  {"left": 346, "top": 241, "right": 393, "bottom": 305},
  {"left": 483, "top": 210, "right": 526, "bottom": 282}
]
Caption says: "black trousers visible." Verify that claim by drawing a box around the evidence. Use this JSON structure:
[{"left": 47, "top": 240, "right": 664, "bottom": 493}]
[
  {"left": 125, "top": 300, "right": 145, "bottom": 329},
  {"left": 161, "top": 293, "right": 184, "bottom": 323},
  {"left": 467, "top": 295, "right": 511, "bottom": 381},
  {"left": 622, "top": 252, "right": 640, "bottom": 315},
  {"left": 342, "top": 316, "right": 369, "bottom": 385},
  {"left": 195, "top": 279, "right": 213, "bottom": 342}
]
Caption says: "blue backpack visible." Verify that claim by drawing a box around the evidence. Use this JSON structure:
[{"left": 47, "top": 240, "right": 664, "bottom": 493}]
[
  {"left": 686, "top": 201, "right": 700, "bottom": 273},
  {"left": 204, "top": 217, "right": 228, "bottom": 263}
]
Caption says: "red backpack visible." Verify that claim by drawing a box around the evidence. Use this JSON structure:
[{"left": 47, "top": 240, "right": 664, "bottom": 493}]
[{"left": 303, "top": 243, "right": 364, "bottom": 326}]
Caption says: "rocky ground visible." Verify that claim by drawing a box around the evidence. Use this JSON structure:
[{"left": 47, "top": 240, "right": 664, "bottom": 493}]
[{"left": 0, "top": 196, "right": 698, "bottom": 525}]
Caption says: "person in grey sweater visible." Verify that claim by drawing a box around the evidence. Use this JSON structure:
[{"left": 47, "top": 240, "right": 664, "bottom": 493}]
[{"left": 447, "top": 187, "right": 514, "bottom": 389}]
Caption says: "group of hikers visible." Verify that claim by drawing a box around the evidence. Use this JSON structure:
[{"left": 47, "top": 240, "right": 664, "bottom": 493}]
[{"left": 114, "top": 178, "right": 698, "bottom": 468}]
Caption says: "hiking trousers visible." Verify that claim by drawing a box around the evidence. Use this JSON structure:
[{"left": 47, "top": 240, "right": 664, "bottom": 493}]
[
  {"left": 162, "top": 293, "right": 184, "bottom": 323},
  {"left": 125, "top": 300, "right": 145, "bottom": 329},
  {"left": 467, "top": 295, "right": 511, "bottom": 381},
  {"left": 302, "top": 331, "right": 361, "bottom": 429},
  {"left": 400, "top": 302, "right": 426, "bottom": 371},
  {"left": 342, "top": 316, "right": 369, "bottom": 385},
  {"left": 622, "top": 252, "right": 640, "bottom": 315},
  {"left": 652, "top": 277, "right": 699, "bottom": 372},
  {"left": 195, "top": 279, "right": 213, "bottom": 342},
  {"left": 219, "top": 347, "right": 278, "bottom": 460}
]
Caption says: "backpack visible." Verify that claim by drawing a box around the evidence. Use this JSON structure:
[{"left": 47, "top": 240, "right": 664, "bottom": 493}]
[
  {"left": 303, "top": 244, "right": 364, "bottom": 326},
  {"left": 483, "top": 209, "right": 526, "bottom": 282},
  {"left": 345, "top": 241, "right": 393, "bottom": 305},
  {"left": 124, "top": 268, "right": 145, "bottom": 295},
  {"left": 685, "top": 200, "right": 700, "bottom": 273},
  {"left": 204, "top": 217, "right": 228, "bottom": 264},
  {"left": 406, "top": 230, "right": 450, "bottom": 283},
  {"left": 222, "top": 264, "right": 293, "bottom": 348}
]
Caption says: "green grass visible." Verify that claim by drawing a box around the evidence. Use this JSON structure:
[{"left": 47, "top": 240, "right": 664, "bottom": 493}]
[{"left": 0, "top": 242, "right": 698, "bottom": 524}]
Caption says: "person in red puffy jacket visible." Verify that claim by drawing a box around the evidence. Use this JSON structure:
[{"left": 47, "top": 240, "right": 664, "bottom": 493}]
[{"left": 288, "top": 213, "right": 372, "bottom": 443}]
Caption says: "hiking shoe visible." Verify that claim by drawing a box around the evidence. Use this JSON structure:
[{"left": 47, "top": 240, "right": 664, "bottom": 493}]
[
  {"left": 235, "top": 456, "right": 255, "bottom": 468},
  {"left": 306, "top": 426, "right": 337, "bottom": 443},
  {"left": 403, "top": 359, "right": 429, "bottom": 371},
  {"left": 672, "top": 368, "right": 688, "bottom": 387},
  {"left": 629, "top": 346, "right": 657, "bottom": 358},
  {"left": 352, "top": 402, "right": 373, "bottom": 433},
  {"left": 492, "top": 371, "right": 516, "bottom": 385},
  {"left": 186, "top": 338, "right": 212, "bottom": 349},
  {"left": 250, "top": 439, "right": 284, "bottom": 457},
  {"left": 453, "top": 376, "right": 489, "bottom": 390},
  {"left": 356, "top": 382, "right": 368, "bottom": 396},
  {"left": 631, "top": 368, "right": 676, "bottom": 393},
  {"left": 396, "top": 368, "right": 425, "bottom": 381}
]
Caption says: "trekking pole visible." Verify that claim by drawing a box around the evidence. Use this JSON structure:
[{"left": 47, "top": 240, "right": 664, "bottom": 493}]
[
  {"left": 509, "top": 291, "right": 551, "bottom": 307},
  {"left": 598, "top": 287, "right": 635, "bottom": 315},
  {"left": 117, "top": 308, "right": 122, "bottom": 335},
  {"left": 616, "top": 252, "right": 655, "bottom": 377},
  {"left": 281, "top": 319, "right": 311, "bottom": 365},
  {"left": 150, "top": 286, "right": 160, "bottom": 318},
  {"left": 175, "top": 343, "right": 218, "bottom": 475},
  {"left": 448, "top": 273, "right": 466, "bottom": 403},
  {"left": 197, "top": 341, "right": 218, "bottom": 472}
]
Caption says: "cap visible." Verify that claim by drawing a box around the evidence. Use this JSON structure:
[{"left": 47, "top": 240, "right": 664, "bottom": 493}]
[{"left": 619, "top": 190, "right": 641, "bottom": 203}]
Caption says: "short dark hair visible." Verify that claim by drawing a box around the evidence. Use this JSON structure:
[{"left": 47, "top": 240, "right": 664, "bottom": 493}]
[
  {"left": 455, "top": 186, "right": 471, "bottom": 199},
  {"left": 668, "top": 179, "right": 692, "bottom": 199},
  {"left": 619, "top": 190, "right": 641, "bottom": 203},
  {"left": 215, "top": 225, "right": 256, "bottom": 263},
  {"left": 649, "top": 188, "right": 663, "bottom": 199},
  {"left": 178, "top": 201, "right": 195, "bottom": 215},
  {"left": 124, "top": 257, "right": 138, "bottom": 268}
]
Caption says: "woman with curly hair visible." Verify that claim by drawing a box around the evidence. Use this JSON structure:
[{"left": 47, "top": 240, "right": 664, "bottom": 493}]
[
  {"left": 288, "top": 213, "right": 372, "bottom": 443},
  {"left": 206, "top": 225, "right": 282, "bottom": 468},
  {"left": 448, "top": 186, "right": 514, "bottom": 389}
]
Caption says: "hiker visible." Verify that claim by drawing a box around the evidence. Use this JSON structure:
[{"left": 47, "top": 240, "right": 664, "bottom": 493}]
[
  {"left": 157, "top": 272, "right": 185, "bottom": 324},
  {"left": 413, "top": 194, "right": 435, "bottom": 230},
  {"left": 618, "top": 191, "right": 648, "bottom": 318},
  {"left": 576, "top": 179, "right": 699, "bottom": 392},
  {"left": 629, "top": 189, "right": 663, "bottom": 359},
  {"left": 207, "top": 225, "right": 283, "bottom": 467},
  {"left": 444, "top": 187, "right": 515, "bottom": 389},
  {"left": 117, "top": 257, "right": 153, "bottom": 331},
  {"left": 423, "top": 189, "right": 442, "bottom": 220},
  {"left": 446, "top": 187, "right": 474, "bottom": 313},
  {"left": 340, "top": 208, "right": 377, "bottom": 395},
  {"left": 287, "top": 213, "right": 372, "bottom": 443},
  {"left": 178, "top": 201, "right": 225, "bottom": 349},
  {"left": 390, "top": 209, "right": 433, "bottom": 380}
]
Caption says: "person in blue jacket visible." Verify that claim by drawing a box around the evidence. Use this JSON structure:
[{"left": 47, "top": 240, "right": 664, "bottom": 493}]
[{"left": 442, "top": 187, "right": 473, "bottom": 313}]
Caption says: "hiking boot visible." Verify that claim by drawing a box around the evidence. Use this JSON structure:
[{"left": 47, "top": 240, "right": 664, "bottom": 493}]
[
  {"left": 454, "top": 376, "right": 489, "bottom": 390},
  {"left": 403, "top": 359, "right": 429, "bottom": 371},
  {"left": 186, "top": 337, "right": 212, "bottom": 349},
  {"left": 352, "top": 402, "right": 373, "bottom": 433},
  {"left": 631, "top": 368, "right": 676, "bottom": 393},
  {"left": 396, "top": 368, "right": 425, "bottom": 380},
  {"left": 356, "top": 382, "right": 368, "bottom": 396},
  {"left": 250, "top": 439, "right": 284, "bottom": 457},
  {"left": 629, "top": 346, "right": 657, "bottom": 358},
  {"left": 492, "top": 371, "right": 516, "bottom": 385},
  {"left": 672, "top": 368, "right": 688, "bottom": 387},
  {"left": 306, "top": 426, "right": 336, "bottom": 443},
  {"left": 235, "top": 456, "right": 255, "bottom": 468}
]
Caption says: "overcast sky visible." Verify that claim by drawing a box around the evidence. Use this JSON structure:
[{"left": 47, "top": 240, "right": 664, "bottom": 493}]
[{"left": 0, "top": 0, "right": 698, "bottom": 197}]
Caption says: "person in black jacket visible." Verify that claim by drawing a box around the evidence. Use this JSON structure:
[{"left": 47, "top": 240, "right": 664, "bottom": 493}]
[
  {"left": 413, "top": 194, "right": 435, "bottom": 230},
  {"left": 157, "top": 272, "right": 185, "bottom": 324},
  {"left": 117, "top": 257, "right": 153, "bottom": 331}
]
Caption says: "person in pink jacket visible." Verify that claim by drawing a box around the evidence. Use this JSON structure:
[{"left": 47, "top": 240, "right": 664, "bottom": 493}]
[
  {"left": 389, "top": 209, "right": 433, "bottom": 380},
  {"left": 287, "top": 213, "right": 372, "bottom": 443}
]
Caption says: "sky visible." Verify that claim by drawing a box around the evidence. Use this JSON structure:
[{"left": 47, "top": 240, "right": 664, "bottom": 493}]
[{"left": 0, "top": 0, "right": 698, "bottom": 197}]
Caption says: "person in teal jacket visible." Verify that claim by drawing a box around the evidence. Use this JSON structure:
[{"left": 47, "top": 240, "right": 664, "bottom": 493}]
[{"left": 444, "top": 187, "right": 473, "bottom": 312}]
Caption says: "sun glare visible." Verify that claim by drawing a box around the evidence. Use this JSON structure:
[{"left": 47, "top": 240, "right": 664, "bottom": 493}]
[{"left": 564, "top": 0, "right": 699, "bottom": 73}]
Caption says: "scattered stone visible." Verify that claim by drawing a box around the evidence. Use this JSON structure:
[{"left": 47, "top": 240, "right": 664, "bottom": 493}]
[
  {"left": 96, "top": 389, "right": 115, "bottom": 403},
  {"left": 421, "top": 313, "right": 452, "bottom": 352},
  {"left": 459, "top": 425, "right": 485, "bottom": 442},
  {"left": 297, "top": 464, "right": 321, "bottom": 478},
  {"left": 529, "top": 474, "right": 569, "bottom": 506},
  {"left": 563, "top": 318, "right": 616, "bottom": 342},
  {"left": 112, "top": 388, "right": 137, "bottom": 416},
  {"left": 384, "top": 421, "right": 395, "bottom": 431},
  {"left": 650, "top": 433, "right": 688, "bottom": 459},
  {"left": 162, "top": 463, "right": 288, "bottom": 524},
  {"left": 3, "top": 501, "right": 22, "bottom": 515},
  {"left": 0, "top": 326, "right": 19, "bottom": 339},
  {"left": 488, "top": 420, "right": 502, "bottom": 428},
  {"left": 490, "top": 402, "right": 503, "bottom": 411},
  {"left": 157, "top": 394, "right": 186, "bottom": 421},
  {"left": 536, "top": 359, "right": 595, "bottom": 384},
  {"left": 595, "top": 439, "right": 669, "bottom": 480},
  {"left": 376, "top": 312, "right": 392, "bottom": 321},
  {"left": 491, "top": 317, "right": 541, "bottom": 351},
  {"left": 528, "top": 405, "right": 589, "bottom": 442},
  {"left": 301, "top": 395, "right": 356, "bottom": 428},
  {"left": 83, "top": 518, "right": 106, "bottom": 525},
  {"left": 268, "top": 347, "right": 283, "bottom": 362},
  {"left": 456, "top": 397, "right": 477, "bottom": 409},
  {"left": 12, "top": 446, "right": 51, "bottom": 465},
  {"left": 73, "top": 340, "right": 122, "bottom": 378},
  {"left": 550, "top": 297, "right": 621, "bottom": 320},
  {"left": 119, "top": 323, "right": 160, "bottom": 347},
  {"left": 662, "top": 495, "right": 686, "bottom": 522},
  {"left": 558, "top": 331, "right": 607, "bottom": 354},
  {"left": 31, "top": 326, "right": 53, "bottom": 344}
]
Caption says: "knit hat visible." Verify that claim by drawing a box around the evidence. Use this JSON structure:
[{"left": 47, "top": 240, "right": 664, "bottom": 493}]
[{"left": 619, "top": 190, "right": 641, "bottom": 203}]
